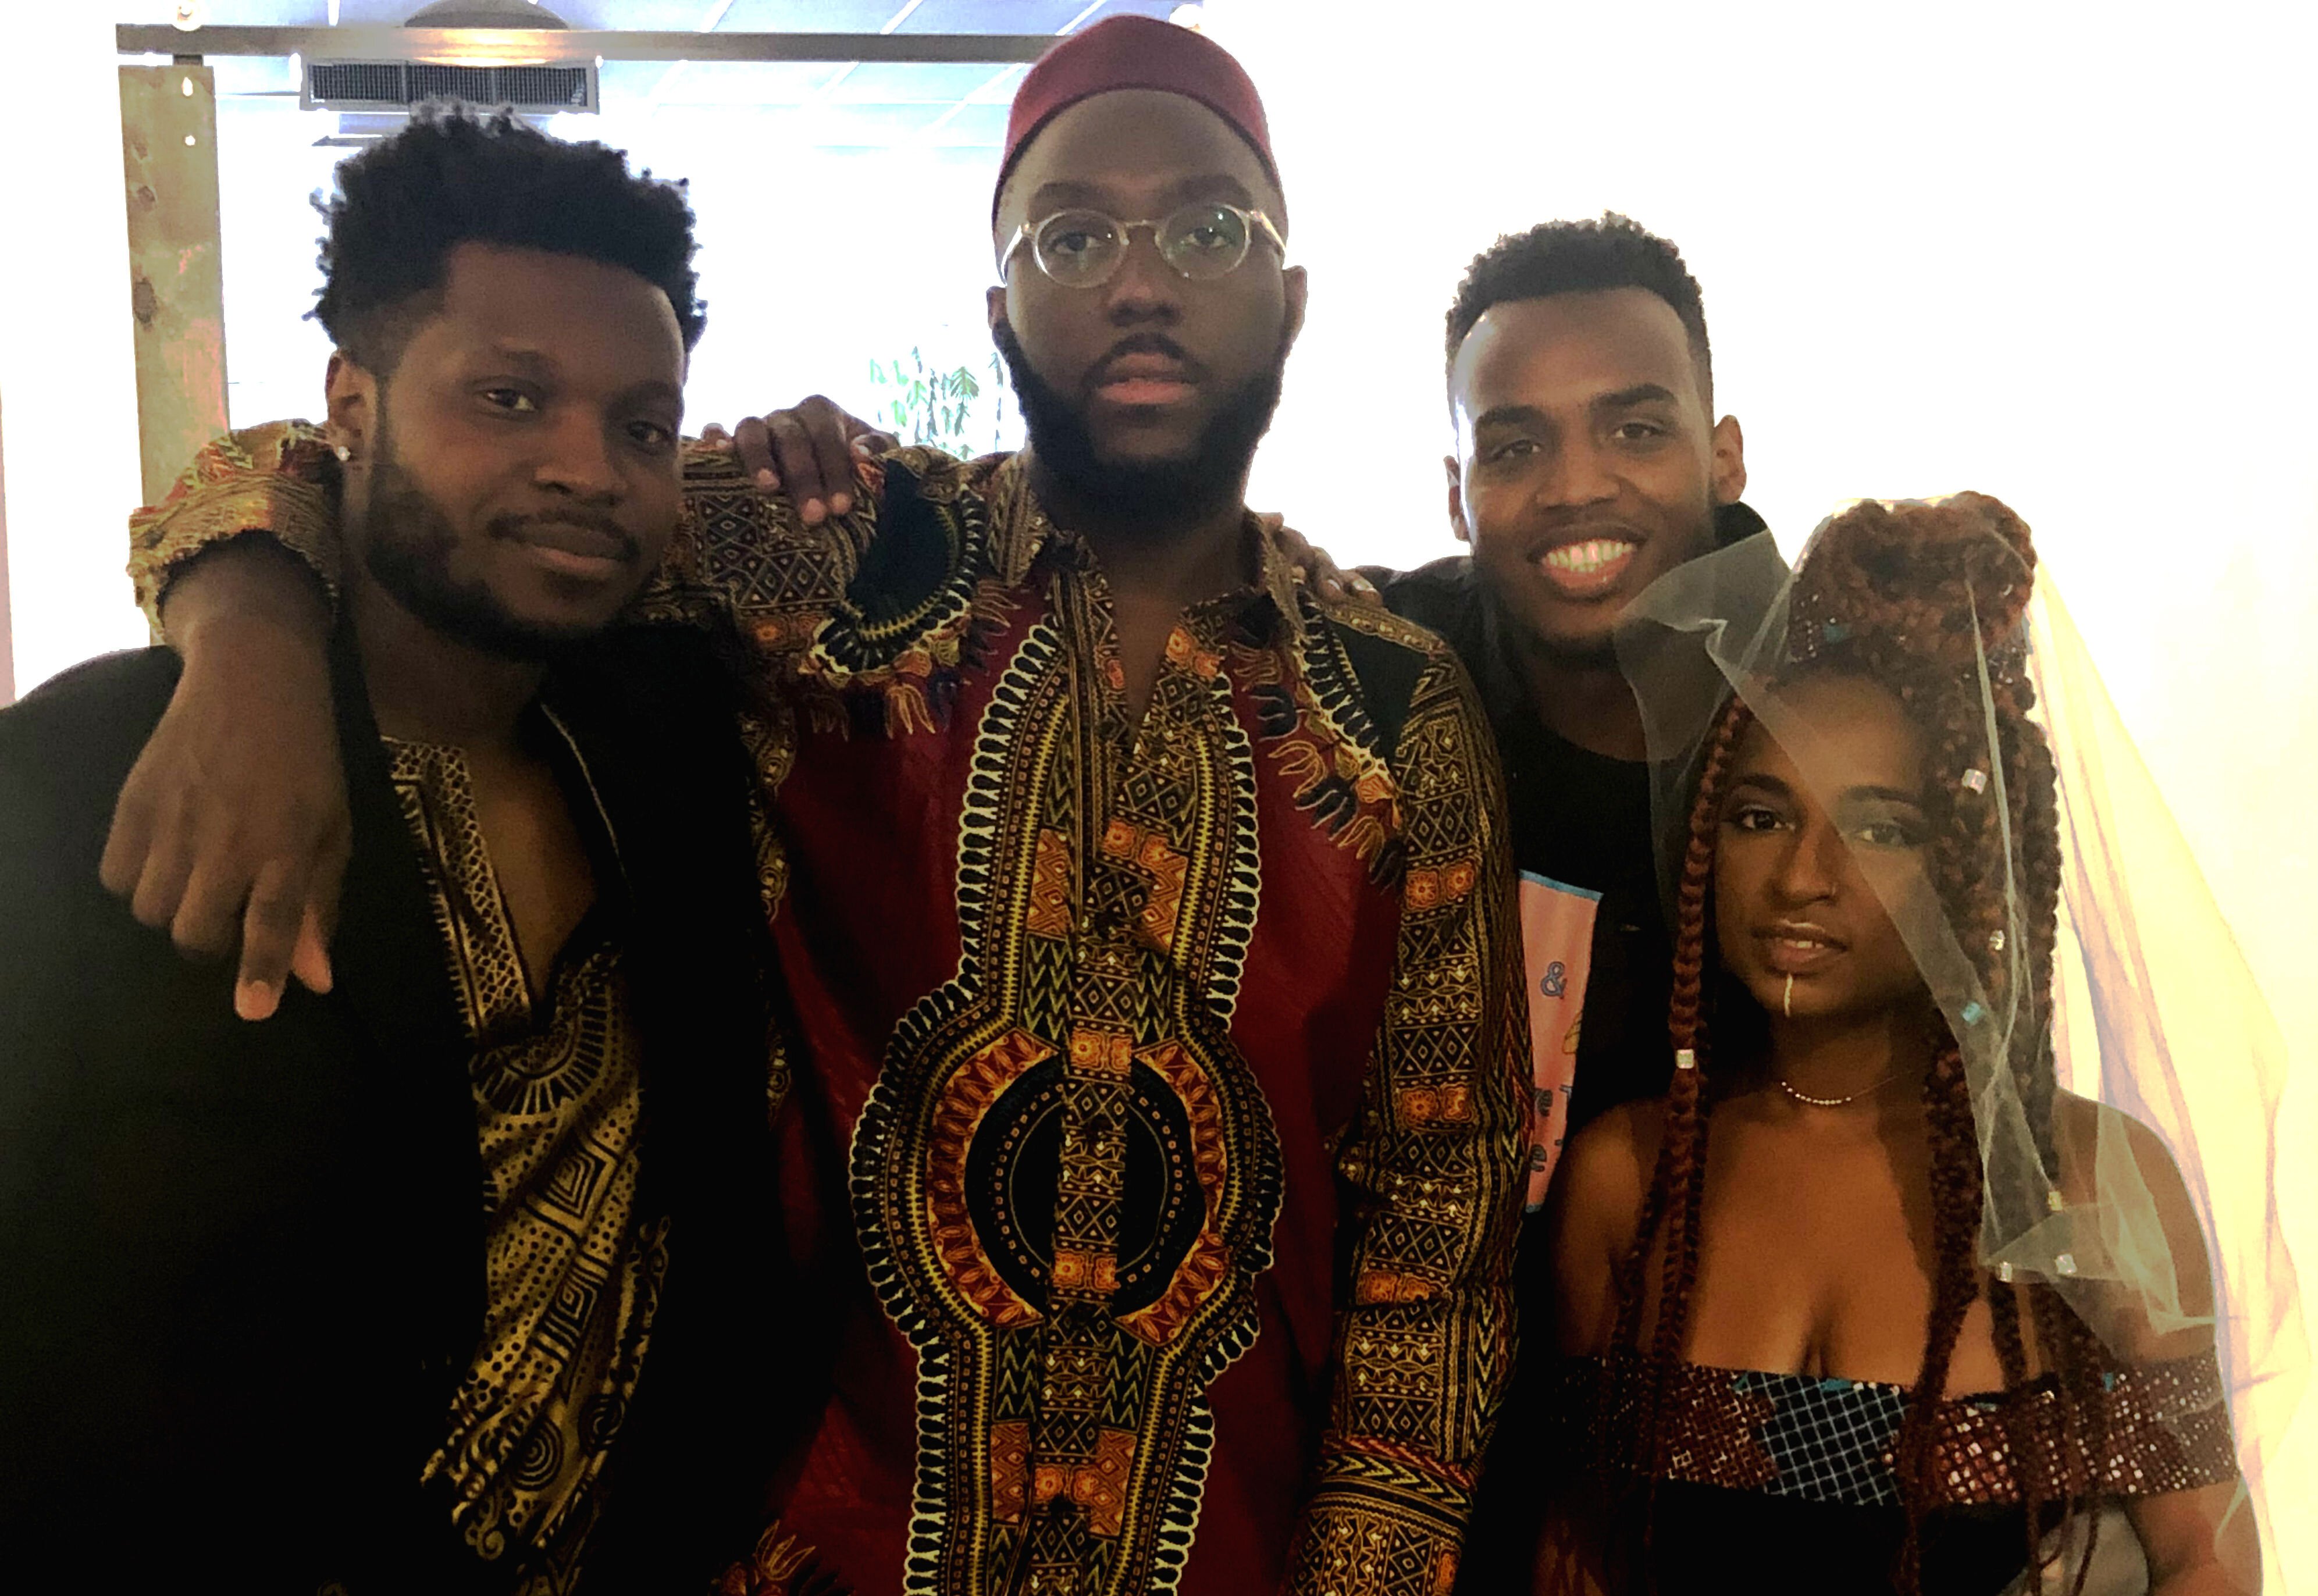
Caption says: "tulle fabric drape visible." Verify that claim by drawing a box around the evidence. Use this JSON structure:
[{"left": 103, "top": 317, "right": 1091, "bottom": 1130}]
[{"left": 1616, "top": 517, "right": 2305, "bottom": 1581}]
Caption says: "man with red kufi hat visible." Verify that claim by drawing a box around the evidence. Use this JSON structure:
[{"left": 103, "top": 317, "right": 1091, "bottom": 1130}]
[{"left": 99, "top": 16, "right": 1529, "bottom": 1596}]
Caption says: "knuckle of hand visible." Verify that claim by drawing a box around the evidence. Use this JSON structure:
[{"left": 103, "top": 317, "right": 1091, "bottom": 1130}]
[
  {"left": 251, "top": 896, "right": 303, "bottom": 932},
  {"left": 176, "top": 919, "right": 232, "bottom": 955}
]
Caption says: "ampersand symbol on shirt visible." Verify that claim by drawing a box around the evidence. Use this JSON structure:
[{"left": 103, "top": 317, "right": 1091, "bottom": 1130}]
[{"left": 1540, "top": 961, "right": 1566, "bottom": 999}]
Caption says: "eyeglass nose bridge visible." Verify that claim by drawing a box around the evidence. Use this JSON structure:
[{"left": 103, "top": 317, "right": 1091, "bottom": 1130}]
[{"left": 1096, "top": 217, "right": 1192, "bottom": 290}]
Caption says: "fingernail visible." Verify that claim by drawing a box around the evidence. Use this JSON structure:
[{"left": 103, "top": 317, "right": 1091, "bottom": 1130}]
[
  {"left": 235, "top": 979, "right": 280, "bottom": 1022},
  {"left": 756, "top": 468, "right": 777, "bottom": 489},
  {"left": 852, "top": 440, "right": 874, "bottom": 457},
  {"left": 802, "top": 500, "right": 825, "bottom": 525},
  {"left": 829, "top": 493, "right": 852, "bottom": 516}
]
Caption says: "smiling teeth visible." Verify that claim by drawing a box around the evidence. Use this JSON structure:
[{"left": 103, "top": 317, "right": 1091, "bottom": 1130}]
[{"left": 1543, "top": 539, "right": 1637, "bottom": 575}]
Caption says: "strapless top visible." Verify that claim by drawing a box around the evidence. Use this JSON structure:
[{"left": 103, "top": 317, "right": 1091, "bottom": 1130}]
[
  {"left": 1534, "top": 1351, "right": 2237, "bottom": 1595},
  {"left": 1562, "top": 1349, "right": 2234, "bottom": 1506}
]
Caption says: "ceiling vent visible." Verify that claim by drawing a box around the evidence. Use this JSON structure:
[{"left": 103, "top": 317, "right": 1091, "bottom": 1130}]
[
  {"left": 302, "top": 59, "right": 596, "bottom": 115},
  {"left": 303, "top": 0, "right": 593, "bottom": 122}
]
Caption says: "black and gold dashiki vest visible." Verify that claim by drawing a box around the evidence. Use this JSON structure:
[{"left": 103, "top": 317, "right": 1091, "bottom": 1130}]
[{"left": 387, "top": 721, "right": 666, "bottom": 1593}]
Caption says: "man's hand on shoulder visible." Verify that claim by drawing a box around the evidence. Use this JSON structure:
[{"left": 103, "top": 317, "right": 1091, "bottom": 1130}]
[
  {"left": 99, "top": 540, "right": 347, "bottom": 1021},
  {"left": 706, "top": 394, "right": 897, "bottom": 528},
  {"left": 1258, "top": 514, "right": 1381, "bottom": 607}
]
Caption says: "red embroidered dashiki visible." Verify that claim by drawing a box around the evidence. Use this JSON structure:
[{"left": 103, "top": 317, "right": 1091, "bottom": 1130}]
[{"left": 128, "top": 430, "right": 1529, "bottom": 1596}]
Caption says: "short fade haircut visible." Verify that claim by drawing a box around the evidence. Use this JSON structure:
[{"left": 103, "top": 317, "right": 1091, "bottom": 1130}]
[
  {"left": 1444, "top": 213, "right": 1712, "bottom": 406},
  {"left": 312, "top": 102, "right": 705, "bottom": 372}
]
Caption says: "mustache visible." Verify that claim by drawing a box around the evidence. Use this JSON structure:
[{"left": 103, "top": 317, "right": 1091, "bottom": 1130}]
[
  {"left": 487, "top": 510, "right": 640, "bottom": 561},
  {"left": 1085, "top": 332, "right": 1208, "bottom": 392}
]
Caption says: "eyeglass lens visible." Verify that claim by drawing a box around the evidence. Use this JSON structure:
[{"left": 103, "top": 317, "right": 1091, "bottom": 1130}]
[{"left": 1032, "top": 202, "right": 1255, "bottom": 286}]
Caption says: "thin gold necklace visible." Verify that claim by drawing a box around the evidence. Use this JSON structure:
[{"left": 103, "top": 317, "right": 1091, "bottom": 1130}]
[{"left": 1776, "top": 1073, "right": 1899, "bottom": 1109}]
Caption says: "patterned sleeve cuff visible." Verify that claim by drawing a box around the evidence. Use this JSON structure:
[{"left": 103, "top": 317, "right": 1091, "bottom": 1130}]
[
  {"left": 124, "top": 422, "right": 342, "bottom": 637},
  {"left": 1290, "top": 1471, "right": 1469, "bottom": 1596}
]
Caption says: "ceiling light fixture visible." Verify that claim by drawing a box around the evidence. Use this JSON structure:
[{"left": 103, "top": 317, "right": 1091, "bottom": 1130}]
[{"left": 401, "top": 0, "right": 573, "bottom": 66}]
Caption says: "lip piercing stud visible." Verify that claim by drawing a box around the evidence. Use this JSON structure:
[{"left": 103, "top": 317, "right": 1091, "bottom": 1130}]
[{"left": 1783, "top": 972, "right": 1796, "bottom": 1018}]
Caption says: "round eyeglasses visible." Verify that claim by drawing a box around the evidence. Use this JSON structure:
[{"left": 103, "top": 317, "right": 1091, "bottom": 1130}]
[{"left": 1001, "top": 201, "right": 1287, "bottom": 289}]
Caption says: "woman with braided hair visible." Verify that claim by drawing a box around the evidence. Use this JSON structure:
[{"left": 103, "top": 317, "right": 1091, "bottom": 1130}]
[{"left": 1532, "top": 495, "right": 2255, "bottom": 1594}]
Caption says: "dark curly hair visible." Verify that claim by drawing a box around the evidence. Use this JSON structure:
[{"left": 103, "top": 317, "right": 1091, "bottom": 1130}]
[
  {"left": 312, "top": 102, "right": 705, "bottom": 372},
  {"left": 1444, "top": 213, "right": 1711, "bottom": 404},
  {"left": 1604, "top": 494, "right": 2113, "bottom": 1594}
]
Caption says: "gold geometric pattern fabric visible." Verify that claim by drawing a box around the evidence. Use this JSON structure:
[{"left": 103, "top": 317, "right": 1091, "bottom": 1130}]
[
  {"left": 765, "top": 452, "right": 1527, "bottom": 1596},
  {"left": 386, "top": 728, "right": 666, "bottom": 1593},
  {"left": 123, "top": 428, "right": 1529, "bottom": 1596},
  {"left": 846, "top": 592, "right": 1283, "bottom": 1596},
  {"left": 127, "top": 422, "right": 343, "bottom": 637}
]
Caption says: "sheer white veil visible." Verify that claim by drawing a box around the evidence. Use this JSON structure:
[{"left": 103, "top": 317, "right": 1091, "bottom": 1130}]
[{"left": 1614, "top": 502, "right": 2305, "bottom": 1580}]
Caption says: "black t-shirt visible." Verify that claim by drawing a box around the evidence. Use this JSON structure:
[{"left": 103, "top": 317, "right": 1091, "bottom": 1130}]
[
  {"left": 1374, "top": 501, "right": 1767, "bottom": 1593},
  {"left": 1384, "top": 569, "right": 1674, "bottom": 1128}
]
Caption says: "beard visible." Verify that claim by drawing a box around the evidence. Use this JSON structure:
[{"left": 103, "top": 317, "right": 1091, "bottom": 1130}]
[
  {"left": 354, "top": 423, "right": 613, "bottom": 665},
  {"left": 993, "top": 317, "right": 1287, "bottom": 532}
]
